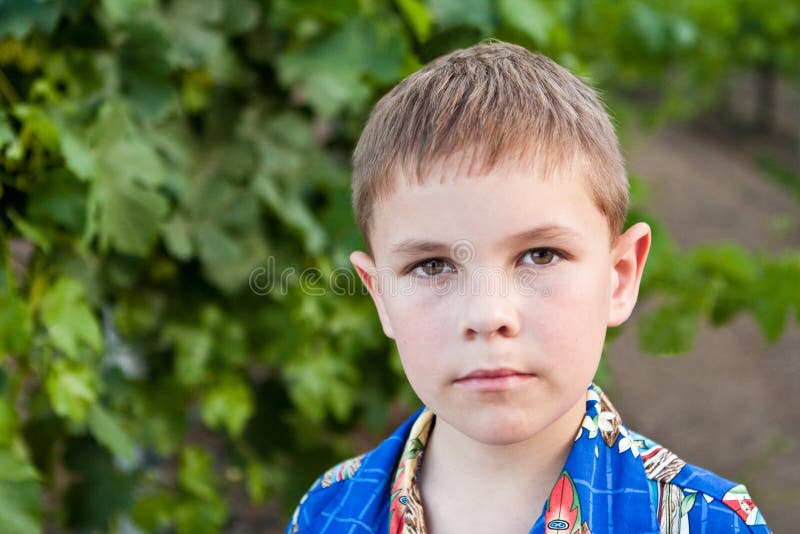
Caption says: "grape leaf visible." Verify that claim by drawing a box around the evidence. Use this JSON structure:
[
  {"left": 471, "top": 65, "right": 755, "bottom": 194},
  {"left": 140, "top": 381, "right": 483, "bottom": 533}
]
[
  {"left": 45, "top": 360, "right": 98, "bottom": 423},
  {"left": 88, "top": 405, "right": 137, "bottom": 462},
  {"left": 426, "top": 0, "right": 494, "bottom": 33},
  {"left": 201, "top": 375, "right": 254, "bottom": 437},
  {"left": 0, "top": 294, "right": 33, "bottom": 358},
  {"left": 40, "top": 278, "right": 102, "bottom": 362},
  {"left": 0, "top": 450, "right": 41, "bottom": 534},
  {"left": 497, "top": 0, "right": 554, "bottom": 45}
]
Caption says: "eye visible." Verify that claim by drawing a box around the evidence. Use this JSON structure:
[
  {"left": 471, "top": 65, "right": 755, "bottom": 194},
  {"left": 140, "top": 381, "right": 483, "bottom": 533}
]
[
  {"left": 520, "top": 248, "right": 561, "bottom": 266},
  {"left": 409, "top": 258, "right": 456, "bottom": 277}
]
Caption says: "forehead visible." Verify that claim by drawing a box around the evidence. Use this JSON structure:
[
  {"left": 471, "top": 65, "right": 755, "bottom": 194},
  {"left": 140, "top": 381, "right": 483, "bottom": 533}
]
[{"left": 370, "top": 162, "right": 610, "bottom": 260}]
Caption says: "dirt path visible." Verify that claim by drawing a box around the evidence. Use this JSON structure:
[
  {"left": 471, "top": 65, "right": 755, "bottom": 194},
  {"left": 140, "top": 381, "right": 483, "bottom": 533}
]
[{"left": 608, "top": 124, "right": 800, "bottom": 531}]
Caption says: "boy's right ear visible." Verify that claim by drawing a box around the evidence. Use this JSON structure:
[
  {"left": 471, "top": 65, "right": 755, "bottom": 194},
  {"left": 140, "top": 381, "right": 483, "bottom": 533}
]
[{"left": 350, "top": 251, "right": 395, "bottom": 339}]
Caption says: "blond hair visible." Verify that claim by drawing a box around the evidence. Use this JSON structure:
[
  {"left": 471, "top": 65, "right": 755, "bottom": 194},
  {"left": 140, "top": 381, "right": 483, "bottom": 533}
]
[{"left": 352, "top": 41, "right": 628, "bottom": 251}]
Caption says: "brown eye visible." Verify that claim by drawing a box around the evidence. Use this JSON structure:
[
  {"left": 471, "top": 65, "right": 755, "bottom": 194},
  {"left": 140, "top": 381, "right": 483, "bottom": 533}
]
[
  {"left": 420, "top": 259, "right": 447, "bottom": 276},
  {"left": 525, "top": 249, "right": 558, "bottom": 265},
  {"left": 410, "top": 258, "right": 454, "bottom": 277}
]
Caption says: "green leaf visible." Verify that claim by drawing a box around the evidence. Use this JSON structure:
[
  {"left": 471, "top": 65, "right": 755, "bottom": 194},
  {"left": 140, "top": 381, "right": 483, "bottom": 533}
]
[
  {"left": 690, "top": 244, "right": 757, "bottom": 283},
  {"left": 127, "top": 381, "right": 189, "bottom": 456},
  {"left": 12, "top": 104, "right": 60, "bottom": 152},
  {"left": 752, "top": 302, "right": 787, "bottom": 342},
  {"left": 45, "top": 360, "right": 98, "bottom": 423},
  {"left": 59, "top": 128, "right": 97, "bottom": 181},
  {"left": 0, "top": 450, "right": 41, "bottom": 534},
  {"left": 7, "top": 211, "right": 51, "bottom": 253},
  {"left": 0, "top": 399, "right": 18, "bottom": 447},
  {"left": 249, "top": 110, "right": 315, "bottom": 180},
  {"left": 165, "top": 0, "right": 228, "bottom": 76},
  {"left": 131, "top": 491, "right": 177, "bottom": 531},
  {"left": 164, "top": 324, "right": 212, "bottom": 386},
  {"left": 195, "top": 220, "right": 242, "bottom": 268},
  {"left": 426, "top": 0, "right": 494, "bottom": 33},
  {"left": 89, "top": 103, "right": 167, "bottom": 188},
  {"left": 254, "top": 175, "right": 326, "bottom": 254},
  {"left": 679, "top": 491, "right": 697, "bottom": 516},
  {"left": 103, "top": 139, "right": 166, "bottom": 188},
  {"left": 0, "top": 450, "right": 39, "bottom": 483},
  {"left": 396, "top": 0, "right": 433, "bottom": 42},
  {"left": 174, "top": 498, "right": 227, "bottom": 534},
  {"left": 167, "top": 176, "right": 268, "bottom": 291},
  {"left": 277, "top": 17, "right": 409, "bottom": 116},
  {"left": 88, "top": 405, "right": 136, "bottom": 462},
  {"left": 0, "top": 110, "right": 16, "bottom": 147},
  {"left": 27, "top": 169, "right": 87, "bottom": 232},
  {"left": 162, "top": 215, "right": 194, "bottom": 261},
  {"left": 40, "top": 277, "right": 103, "bottom": 361},
  {"left": 0, "top": 1, "right": 62, "bottom": 39},
  {"left": 88, "top": 176, "right": 169, "bottom": 257},
  {"left": 637, "top": 304, "right": 700, "bottom": 355},
  {"left": 245, "top": 460, "right": 267, "bottom": 503},
  {"left": 84, "top": 102, "right": 170, "bottom": 256},
  {"left": 750, "top": 265, "right": 790, "bottom": 342},
  {"left": 118, "top": 22, "right": 177, "bottom": 119},
  {"left": 285, "top": 346, "right": 358, "bottom": 422},
  {"left": 497, "top": 0, "right": 554, "bottom": 45},
  {"left": 0, "top": 294, "right": 33, "bottom": 358},
  {"left": 219, "top": 0, "right": 261, "bottom": 35},
  {"left": 101, "top": 0, "right": 156, "bottom": 25},
  {"left": 201, "top": 375, "right": 254, "bottom": 437},
  {"left": 629, "top": 3, "right": 668, "bottom": 52},
  {"left": 178, "top": 447, "right": 217, "bottom": 501},
  {"left": 670, "top": 16, "right": 698, "bottom": 49}
]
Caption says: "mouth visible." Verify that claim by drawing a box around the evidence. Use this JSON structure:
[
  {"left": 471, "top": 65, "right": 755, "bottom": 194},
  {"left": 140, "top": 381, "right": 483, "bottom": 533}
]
[{"left": 454, "top": 367, "right": 536, "bottom": 392}]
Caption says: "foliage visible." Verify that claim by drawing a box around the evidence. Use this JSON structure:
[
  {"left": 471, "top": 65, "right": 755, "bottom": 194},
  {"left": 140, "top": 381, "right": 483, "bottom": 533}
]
[{"left": 0, "top": 0, "right": 798, "bottom": 531}]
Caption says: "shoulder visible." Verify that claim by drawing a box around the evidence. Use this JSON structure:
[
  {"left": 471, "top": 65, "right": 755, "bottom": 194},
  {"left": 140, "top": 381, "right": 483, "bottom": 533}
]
[
  {"left": 313, "top": 453, "right": 368, "bottom": 492},
  {"left": 286, "top": 453, "right": 368, "bottom": 534},
  {"left": 285, "top": 408, "right": 424, "bottom": 534},
  {"left": 630, "top": 429, "right": 771, "bottom": 533}
]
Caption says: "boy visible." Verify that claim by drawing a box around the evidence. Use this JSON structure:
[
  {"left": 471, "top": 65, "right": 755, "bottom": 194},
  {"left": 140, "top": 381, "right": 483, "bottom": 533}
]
[{"left": 287, "top": 42, "right": 770, "bottom": 533}]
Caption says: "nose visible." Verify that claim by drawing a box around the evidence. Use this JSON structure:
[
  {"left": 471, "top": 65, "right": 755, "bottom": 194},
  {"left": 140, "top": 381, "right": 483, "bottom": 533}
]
[{"left": 460, "top": 289, "right": 521, "bottom": 340}]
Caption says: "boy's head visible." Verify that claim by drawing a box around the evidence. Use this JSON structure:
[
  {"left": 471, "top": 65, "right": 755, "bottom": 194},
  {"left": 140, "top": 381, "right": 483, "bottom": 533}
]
[
  {"left": 352, "top": 41, "right": 628, "bottom": 254},
  {"left": 349, "top": 42, "right": 651, "bottom": 447}
]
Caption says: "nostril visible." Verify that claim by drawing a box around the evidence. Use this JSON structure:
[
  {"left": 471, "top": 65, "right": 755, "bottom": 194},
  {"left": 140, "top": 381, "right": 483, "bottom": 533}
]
[{"left": 464, "top": 324, "right": 514, "bottom": 339}]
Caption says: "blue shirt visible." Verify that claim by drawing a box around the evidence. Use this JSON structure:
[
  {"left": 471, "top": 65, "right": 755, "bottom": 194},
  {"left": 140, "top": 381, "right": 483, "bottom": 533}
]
[{"left": 287, "top": 384, "right": 770, "bottom": 533}]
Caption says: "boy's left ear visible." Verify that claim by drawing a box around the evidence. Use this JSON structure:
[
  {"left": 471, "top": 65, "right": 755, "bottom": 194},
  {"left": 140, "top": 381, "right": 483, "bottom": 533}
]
[{"left": 607, "top": 222, "right": 651, "bottom": 327}]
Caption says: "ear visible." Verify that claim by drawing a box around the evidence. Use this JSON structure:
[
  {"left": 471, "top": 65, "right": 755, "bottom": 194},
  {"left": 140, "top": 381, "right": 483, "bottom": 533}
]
[
  {"left": 350, "top": 251, "right": 396, "bottom": 339},
  {"left": 607, "top": 222, "right": 651, "bottom": 327}
]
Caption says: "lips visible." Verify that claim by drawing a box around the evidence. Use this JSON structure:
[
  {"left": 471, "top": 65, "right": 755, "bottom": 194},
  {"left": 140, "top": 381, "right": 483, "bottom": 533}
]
[{"left": 454, "top": 367, "right": 536, "bottom": 392}]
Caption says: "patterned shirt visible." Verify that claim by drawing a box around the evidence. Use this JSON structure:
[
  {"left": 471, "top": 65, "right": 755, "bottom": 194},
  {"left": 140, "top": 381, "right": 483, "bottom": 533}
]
[{"left": 287, "top": 384, "right": 770, "bottom": 533}]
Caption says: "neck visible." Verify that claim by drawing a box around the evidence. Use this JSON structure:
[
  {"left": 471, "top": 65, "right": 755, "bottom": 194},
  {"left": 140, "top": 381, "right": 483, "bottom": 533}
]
[
  {"left": 418, "top": 395, "right": 586, "bottom": 532},
  {"left": 426, "top": 394, "right": 584, "bottom": 479}
]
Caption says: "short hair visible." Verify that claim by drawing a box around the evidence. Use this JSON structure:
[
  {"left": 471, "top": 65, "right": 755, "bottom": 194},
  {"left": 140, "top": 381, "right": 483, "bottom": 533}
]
[{"left": 352, "top": 41, "right": 628, "bottom": 252}]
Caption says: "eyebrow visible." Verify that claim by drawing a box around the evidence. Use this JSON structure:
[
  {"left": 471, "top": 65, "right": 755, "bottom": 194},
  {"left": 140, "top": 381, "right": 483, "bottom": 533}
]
[{"left": 389, "top": 225, "right": 581, "bottom": 256}]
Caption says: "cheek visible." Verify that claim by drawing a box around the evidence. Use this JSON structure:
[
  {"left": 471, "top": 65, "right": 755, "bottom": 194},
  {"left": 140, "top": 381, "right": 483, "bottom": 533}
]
[
  {"left": 384, "top": 292, "right": 452, "bottom": 361},
  {"left": 528, "top": 269, "right": 609, "bottom": 354},
  {"left": 387, "top": 295, "right": 454, "bottom": 400}
]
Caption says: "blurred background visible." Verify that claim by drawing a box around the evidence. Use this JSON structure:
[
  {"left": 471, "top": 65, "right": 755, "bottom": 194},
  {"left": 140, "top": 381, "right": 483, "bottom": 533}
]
[{"left": 0, "top": 0, "right": 798, "bottom": 532}]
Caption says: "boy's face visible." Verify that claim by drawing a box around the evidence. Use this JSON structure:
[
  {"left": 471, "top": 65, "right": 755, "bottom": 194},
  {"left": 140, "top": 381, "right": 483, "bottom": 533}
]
[{"left": 351, "top": 161, "right": 650, "bottom": 446}]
